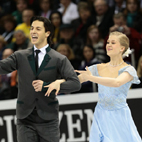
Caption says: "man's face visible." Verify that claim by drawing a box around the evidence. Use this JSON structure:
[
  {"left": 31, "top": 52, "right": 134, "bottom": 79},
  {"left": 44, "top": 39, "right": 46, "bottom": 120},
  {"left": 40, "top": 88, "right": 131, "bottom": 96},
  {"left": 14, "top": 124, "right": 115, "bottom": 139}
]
[
  {"left": 79, "top": 9, "right": 91, "bottom": 21},
  {"left": 113, "top": 17, "right": 125, "bottom": 26},
  {"left": 14, "top": 32, "right": 26, "bottom": 45},
  {"left": 22, "top": 10, "right": 34, "bottom": 25},
  {"left": 30, "top": 20, "right": 50, "bottom": 48},
  {"left": 94, "top": 0, "right": 107, "bottom": 15}
]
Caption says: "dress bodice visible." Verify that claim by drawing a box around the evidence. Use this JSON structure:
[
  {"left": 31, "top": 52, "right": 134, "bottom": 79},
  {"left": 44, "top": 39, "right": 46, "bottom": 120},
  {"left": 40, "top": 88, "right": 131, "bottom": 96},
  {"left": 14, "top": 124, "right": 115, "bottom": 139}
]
[{"left": 88, "top": 65, "right": 140, "bottom": 110}]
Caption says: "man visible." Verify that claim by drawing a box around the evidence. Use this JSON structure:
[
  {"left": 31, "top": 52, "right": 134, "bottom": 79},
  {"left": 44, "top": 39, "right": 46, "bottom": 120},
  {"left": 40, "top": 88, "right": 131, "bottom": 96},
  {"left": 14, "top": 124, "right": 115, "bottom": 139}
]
[
  {"left": 15, "top": 8, "right": 34, "bottom": 39},
  {"left": 0, "top": 16, "right": 81, "bottom": 142},
  {"left": 92, "top": 0, "right": 114, "bottom": 38}
]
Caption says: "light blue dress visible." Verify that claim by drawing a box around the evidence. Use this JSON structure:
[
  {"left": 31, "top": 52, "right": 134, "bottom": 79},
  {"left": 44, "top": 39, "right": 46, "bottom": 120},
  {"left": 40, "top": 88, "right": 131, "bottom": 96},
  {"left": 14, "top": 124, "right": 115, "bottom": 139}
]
[{"left": 88, "top": 65, "right": 142, "bottom": 142}]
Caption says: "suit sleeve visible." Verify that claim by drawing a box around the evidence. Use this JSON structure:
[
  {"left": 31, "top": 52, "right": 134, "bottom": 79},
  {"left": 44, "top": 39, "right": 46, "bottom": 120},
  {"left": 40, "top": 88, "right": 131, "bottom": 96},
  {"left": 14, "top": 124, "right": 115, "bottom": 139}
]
[
  {"left": 41, "top": 56, "right": 81, "bottom": 93},
  {"left": 0, "top": 52, "right": 17, "bottom": 74},
  {"left": 58, "top": 56, "right": 81, "bottom": 93}
]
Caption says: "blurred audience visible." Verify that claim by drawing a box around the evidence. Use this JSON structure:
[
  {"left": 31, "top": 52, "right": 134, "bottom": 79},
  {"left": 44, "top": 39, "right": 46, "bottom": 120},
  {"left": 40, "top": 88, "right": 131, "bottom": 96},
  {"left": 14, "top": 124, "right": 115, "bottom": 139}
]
[
  {"left": 56, "top": 43, "right": 80, "bottom": 69},
  {"left": 57, "top": 23, "right": 84, "bottom": 59},
  {"left": 49, "top": 11, "right": 62, "bottom": 46},
  {"left": 78, "top": 45, "right": 100, "bottom": 93},
  {"left": 112, "top": 0, "right": 126, "bottom": 14},
  {"left": 92, "top": 0, "right": 114, "bottom": 38},
  {"left": 0, "top": 48, "right": 18, "bottom": 100},
  {"left": 39, "top": 0, "right": 52, "bottom": 19},
  {"left": 7, "top": 30, "right": 33, "bottom": 51},
  {"left": 108, "top": 12, "right": 142, "bottom": 65},
  {"left": 1, "top": 15, "right": 17, "bottom": 44},
  {"left": 12, "top": 0, "right": 28, "bottom": 25},
  {"left": 131, "top": 56, "right": 142, "bottom": 88},
  {"left": 0, "top": 36, "right": 7, "bottom": 60},
  {"left": 86, "top": 25, "right": 107, "bottom": 63},
  {"left": 14, "top": 8, "right": 34, "bottom": 39},
  {"left": 71, "top": 2, "right": 93, "bottom": 41},
  {"left": 0, "top": 0, "right": 16, "bottom": 18},
  {"left": 123, "top": 0, "right": 142, "bottom": 34},
  {"left": 58, "top": 0, "right": 79, "bottom": 24}
]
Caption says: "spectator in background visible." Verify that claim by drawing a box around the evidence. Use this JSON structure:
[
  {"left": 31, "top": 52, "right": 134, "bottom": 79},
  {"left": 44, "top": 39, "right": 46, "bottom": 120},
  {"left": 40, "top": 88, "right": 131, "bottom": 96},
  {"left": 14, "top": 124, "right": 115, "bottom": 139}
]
[
  {"left": 57, "top": 24, "right": 84, "bottom": 59},
  {"left": 1, "top": 15, "right": 17, "bottom": 44},
  {"left": 71, "top": 2, "right": 93, "bottom": 41},
  {"left": 39, "top": 0, "right": 52, "bottom": 19},
  {"left": 7, "top": 30, "right": 33, "bottom": 52},
  {"left": 123, "top": 0, "right": 142, "bottom": 34},
  {"left": 0, "top": 48, "right": 18, "bottom": 100},
  {"left": 131, "top": 56, "right": 142, "bottom": 88},
  {"left": 0, "top": 36, "right": 7, "bottom": 60},
  {"left": 108, "top": 12, "right": 141, "bottom": 65},
  {"left": 15, "top": 8, "right": 34, "bottom": 39},
  {"left": 56, "top": 43, "right": 80, "bottom": 69},
  {"left": 58, "top": 0, "right": 79, "bottom": 24},
  {"left": 78, "top": 45, "right": 100, "bottom": 92},
  {"left": 86, "top": 25, "right": 107, "bottom": 63},
  {"left": 0, "top": 0, "right": 16, "bottom": 18},
  {"left": 112, "top": 0, "right": 126, "bottom": 14},
  {"left": 92, "top": 0, "right": 114, "bottom": 38},
  {"left": 12, "top": 0, "right": 28, "bottom": 25},
  {"left": 49, "top": 11, "right": 62, "bottom": 46}
]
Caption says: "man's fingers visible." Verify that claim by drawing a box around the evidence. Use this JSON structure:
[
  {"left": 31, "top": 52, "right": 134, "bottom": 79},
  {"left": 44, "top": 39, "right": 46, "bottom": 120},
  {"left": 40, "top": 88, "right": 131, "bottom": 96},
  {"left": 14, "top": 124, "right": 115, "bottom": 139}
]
[{"left": 44, "top": 85, "right": 49, "bottom": 88}]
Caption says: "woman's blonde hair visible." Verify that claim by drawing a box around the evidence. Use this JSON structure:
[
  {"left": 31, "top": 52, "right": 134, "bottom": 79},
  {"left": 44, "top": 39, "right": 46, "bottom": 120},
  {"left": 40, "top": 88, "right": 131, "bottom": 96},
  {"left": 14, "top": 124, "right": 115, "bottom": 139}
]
[
  {"left": 137, "top": 56, "right": 142, "bottom": 77},
  {"left": 109, "top": 31, "right": 129, "bottom": 54},
  {"left": 56, "top": 44, "right": 75, "bottom": 60}
]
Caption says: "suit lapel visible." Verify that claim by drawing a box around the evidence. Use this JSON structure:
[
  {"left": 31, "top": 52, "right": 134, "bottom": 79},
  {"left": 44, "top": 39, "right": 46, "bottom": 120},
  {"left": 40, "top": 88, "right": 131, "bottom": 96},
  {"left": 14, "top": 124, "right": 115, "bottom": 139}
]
[
  {"left": 36, "top": 47, "right": 51, "bottom": 76},
  {"left": 27, "top": 47, "right": 36, "bottom": 76}
]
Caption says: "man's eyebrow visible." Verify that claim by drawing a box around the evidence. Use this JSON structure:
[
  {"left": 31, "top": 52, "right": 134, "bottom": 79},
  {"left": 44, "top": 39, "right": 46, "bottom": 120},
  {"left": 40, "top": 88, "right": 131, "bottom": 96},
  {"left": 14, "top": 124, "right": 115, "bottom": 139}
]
[{"left": 31, "top": 26, "right": 42, "bottom": 28}]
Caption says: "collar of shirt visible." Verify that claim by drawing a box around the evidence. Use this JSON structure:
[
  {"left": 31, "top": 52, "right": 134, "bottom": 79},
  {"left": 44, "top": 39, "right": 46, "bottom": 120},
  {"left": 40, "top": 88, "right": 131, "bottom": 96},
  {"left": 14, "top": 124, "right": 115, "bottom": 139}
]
[{"left": 34, "top": 44, "right": 49, "bottom": 55}]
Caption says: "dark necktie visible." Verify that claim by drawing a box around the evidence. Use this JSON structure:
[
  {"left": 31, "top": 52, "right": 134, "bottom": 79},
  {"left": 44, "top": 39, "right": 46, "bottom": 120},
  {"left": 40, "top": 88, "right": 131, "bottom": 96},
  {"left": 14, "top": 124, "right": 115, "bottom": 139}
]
[{"left": 35, "top": 50, "right": 41, "bottom": 72}]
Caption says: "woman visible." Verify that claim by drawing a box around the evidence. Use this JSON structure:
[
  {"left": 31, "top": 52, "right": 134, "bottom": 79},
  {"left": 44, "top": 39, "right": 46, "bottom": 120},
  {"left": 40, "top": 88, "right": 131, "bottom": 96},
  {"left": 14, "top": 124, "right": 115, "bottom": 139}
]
[
  {"left": 86, "top": 25, "right": 107, "bottom": 63},
  {"left": 49, "top": 11, "right": 62, "bottom": 46},
  {"left": 40, "top": 31, "right": 141, "bottom": 141},
  {"left": 123, "top": 0, "right": 142, "bottom": 33}
]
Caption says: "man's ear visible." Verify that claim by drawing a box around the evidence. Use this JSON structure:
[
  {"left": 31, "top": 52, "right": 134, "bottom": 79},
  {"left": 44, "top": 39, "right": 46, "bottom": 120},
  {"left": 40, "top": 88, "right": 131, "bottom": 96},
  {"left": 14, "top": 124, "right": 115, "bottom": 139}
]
[{"left": 46, "top": 31, "right": 50, "bottom": 37}]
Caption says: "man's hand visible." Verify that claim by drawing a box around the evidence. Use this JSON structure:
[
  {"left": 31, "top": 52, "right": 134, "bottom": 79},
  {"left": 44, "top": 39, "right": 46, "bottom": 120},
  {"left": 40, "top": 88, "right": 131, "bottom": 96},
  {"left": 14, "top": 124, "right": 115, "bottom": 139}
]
[
  {"left": 32, "top": 80, "right": 43, "bottom": 92},
  {"left": 44, "top": 79, "right": 65, "bottom": 96}
]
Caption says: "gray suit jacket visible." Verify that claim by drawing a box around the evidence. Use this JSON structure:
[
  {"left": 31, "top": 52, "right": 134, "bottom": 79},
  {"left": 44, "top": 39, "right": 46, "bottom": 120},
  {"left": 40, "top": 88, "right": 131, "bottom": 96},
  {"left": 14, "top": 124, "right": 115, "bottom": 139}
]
[{"left": 0, "top": 47, "right": 81, "bottom": 120}]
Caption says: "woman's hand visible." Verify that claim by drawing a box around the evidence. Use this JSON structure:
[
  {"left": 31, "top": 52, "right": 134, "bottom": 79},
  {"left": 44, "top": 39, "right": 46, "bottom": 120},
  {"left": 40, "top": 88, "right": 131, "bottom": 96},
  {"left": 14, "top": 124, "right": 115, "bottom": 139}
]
[
  {"left": 75, "top": 66, "right": 92, "bottom": 83},
  {"left": 44, "top": 79, "right": 65, "bottom": 96}
]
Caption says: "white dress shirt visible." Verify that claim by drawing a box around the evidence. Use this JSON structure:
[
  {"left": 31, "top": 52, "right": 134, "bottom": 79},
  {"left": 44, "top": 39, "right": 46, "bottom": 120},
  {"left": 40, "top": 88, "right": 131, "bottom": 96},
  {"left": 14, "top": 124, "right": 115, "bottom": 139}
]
[
  {"left": 34, "top": 44, "right": 49, "bottom": 67},
  {"left": 58, "top": 2, "right": 79, "bottom": 24}
]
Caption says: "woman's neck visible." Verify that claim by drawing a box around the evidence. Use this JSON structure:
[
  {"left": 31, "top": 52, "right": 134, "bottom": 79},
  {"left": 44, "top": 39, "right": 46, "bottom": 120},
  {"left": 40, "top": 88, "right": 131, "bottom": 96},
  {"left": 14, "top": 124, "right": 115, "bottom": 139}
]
[{"left": 109, "top": 56, "right": 124, "bottom": 67}]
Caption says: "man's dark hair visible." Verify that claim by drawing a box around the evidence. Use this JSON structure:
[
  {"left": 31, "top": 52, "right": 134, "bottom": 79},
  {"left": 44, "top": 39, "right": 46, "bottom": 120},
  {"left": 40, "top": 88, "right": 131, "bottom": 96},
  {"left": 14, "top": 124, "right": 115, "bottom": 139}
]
[{"left": 30, "top": 16, "right": 54, "bottom": 46}]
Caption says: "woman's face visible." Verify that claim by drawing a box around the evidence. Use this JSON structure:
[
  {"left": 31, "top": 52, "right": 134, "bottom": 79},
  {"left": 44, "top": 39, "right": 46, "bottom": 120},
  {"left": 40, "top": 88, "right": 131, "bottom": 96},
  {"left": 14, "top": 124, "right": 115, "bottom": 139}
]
[
  {"left": 4, "top": 22, "right": 14, "bottom": 32},
  {"left": 40, "top": 0, "right": 50, "bottom": 11},
  {"left": 58, "top": 45, "right": 69, "bottom": 57},
  {"left": 17, "top": 0, "right": 27, "bottom": 12},
  {"left": 106, "top": 35, "right": 124, "bottom": 57},
  {"left": 127, "top": 0, "right": 137, "bottom": 13},
  {"left": 51, "top": 13, "right": 61, "bottom": 27},
  {"left": 83, "top": 46, "right": 94, "bottom": 61},
  {"left": 88, "top": 28, "right": 99, "bottom": 41}
]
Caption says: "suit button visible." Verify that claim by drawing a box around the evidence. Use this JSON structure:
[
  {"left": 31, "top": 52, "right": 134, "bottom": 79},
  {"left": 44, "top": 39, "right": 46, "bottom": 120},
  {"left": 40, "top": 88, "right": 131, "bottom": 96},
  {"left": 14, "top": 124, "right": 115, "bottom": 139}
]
[{"left": 36, "top": 98, "right": 38, "bottom": 101}]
